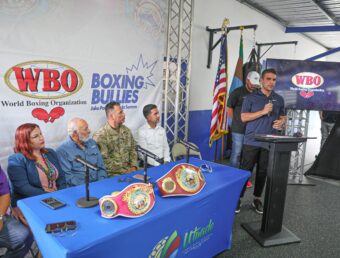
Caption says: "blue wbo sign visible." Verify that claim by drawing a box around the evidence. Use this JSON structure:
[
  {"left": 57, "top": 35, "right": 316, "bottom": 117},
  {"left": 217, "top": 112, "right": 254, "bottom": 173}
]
[{"left": 266, "top": 58, "right": 340, "bottom": 111}]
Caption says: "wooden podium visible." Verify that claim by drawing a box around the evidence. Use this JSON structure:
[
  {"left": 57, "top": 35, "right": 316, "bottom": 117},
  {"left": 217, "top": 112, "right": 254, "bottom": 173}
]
[{"left": 242, "top": 134, "right": 308, "bottom": 247}]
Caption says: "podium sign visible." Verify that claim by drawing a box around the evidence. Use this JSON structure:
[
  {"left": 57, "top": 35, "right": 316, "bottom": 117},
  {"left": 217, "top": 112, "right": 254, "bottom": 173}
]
[{"left": 242, "top": 135, "right": 308, "bottom": 247}]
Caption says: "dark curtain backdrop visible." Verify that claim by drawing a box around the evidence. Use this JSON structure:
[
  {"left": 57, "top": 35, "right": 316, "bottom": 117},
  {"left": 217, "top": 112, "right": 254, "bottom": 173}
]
[{"left": 305, "top": 118, "right": 340, "bottom": 180}]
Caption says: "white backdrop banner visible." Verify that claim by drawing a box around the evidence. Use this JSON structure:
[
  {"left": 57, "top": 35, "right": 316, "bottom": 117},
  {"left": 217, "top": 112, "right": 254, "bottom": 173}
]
[{"left": 0, "top": 0, "right": 167, "bottom": 168}]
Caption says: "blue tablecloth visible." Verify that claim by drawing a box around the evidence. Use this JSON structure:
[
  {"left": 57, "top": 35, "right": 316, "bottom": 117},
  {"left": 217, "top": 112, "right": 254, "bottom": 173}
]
[{"left": 18, "top": 158, "right": 249, "bottom": 258}]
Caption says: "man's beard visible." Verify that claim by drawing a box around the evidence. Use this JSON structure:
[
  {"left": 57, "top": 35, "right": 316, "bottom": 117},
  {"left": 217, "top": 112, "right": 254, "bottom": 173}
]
[{"left": 79, "top": 134, "right": 90, "bottom": 143}]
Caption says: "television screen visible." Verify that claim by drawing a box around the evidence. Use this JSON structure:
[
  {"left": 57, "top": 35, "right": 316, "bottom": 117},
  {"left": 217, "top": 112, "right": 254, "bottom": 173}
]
[{"left": 266, "top": 58, "right": 340, "bottom": 111}]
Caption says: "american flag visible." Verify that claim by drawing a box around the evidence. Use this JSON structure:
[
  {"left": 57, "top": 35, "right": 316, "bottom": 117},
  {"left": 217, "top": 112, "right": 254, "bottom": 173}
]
[{"left": 210, "top": 35, "right": 228, "bottom": 146}]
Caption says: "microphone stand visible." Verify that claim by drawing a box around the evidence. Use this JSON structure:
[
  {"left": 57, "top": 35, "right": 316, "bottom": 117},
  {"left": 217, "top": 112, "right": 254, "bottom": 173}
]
[
  {"left": 143, "top": 153, "right": 148, "bottom": 184},
  {"left": 178, "top": 139, "right": 199, "bottom": 163},
  {"left": 76, "top": 164, "right": 99, "bottom": 208},
  {"left": 186, "top": 145, "right": 190, "bottom": 163},
  {"left": 136, "top": 145, "right": 161, "bottom": 184}
]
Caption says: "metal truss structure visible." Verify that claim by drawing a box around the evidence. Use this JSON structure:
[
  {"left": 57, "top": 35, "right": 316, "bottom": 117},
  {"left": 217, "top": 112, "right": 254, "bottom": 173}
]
[
  {"left": 163, "top": 0, "right": 194, "bottom": 147},
  {"left": 285, "top": 109, "right": 310, "bottom": 182}
]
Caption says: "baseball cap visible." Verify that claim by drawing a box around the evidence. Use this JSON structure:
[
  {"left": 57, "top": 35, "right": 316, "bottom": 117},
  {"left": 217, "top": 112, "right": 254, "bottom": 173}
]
[{"left": 247, "top": 71, "right": 260, "bottom": 85}]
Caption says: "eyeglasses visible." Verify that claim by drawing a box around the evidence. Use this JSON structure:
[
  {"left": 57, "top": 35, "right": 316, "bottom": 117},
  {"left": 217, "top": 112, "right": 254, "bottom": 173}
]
[
  {"left": 200, "top": 164, "right": 212, "bottom": 173},
  {"left": 46, "top": 221, "right": 77, "bottom": 236}
]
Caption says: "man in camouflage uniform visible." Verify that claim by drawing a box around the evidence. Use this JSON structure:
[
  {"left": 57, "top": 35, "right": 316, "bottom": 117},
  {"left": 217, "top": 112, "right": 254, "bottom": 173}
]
[{"left": 93, "top": 102, "right": 138, "bottom": 177}]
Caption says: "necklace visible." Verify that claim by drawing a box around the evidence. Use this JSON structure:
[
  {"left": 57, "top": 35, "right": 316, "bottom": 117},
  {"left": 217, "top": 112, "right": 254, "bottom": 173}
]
[{"left": 35, "top": 154, "right": 57, "bottom": 189}]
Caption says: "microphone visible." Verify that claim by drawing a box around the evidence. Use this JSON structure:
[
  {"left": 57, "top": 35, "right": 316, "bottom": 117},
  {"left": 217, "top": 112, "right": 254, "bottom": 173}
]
[
  {"left": 75, "top": 155, "right": 99, "bottom": 171},
  {"left": 267, "top": 97, "right": 273, "bottom": 117},
  {"left": 178, "top": 139, "right": 199, "bottom": 152},
  {"left": 136, "top": 145, "right": 164, "bottom": 164}
]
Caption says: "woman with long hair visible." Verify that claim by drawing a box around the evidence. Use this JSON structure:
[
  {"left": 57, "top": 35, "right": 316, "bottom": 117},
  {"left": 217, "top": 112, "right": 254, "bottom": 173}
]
[{"left": 7, "top": 123, "right": 66, "bottom": 225}]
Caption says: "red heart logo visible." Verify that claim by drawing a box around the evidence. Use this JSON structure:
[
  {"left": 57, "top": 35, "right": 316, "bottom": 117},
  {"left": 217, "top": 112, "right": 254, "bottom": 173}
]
[
  {"left": 299, "top": 91, "right": 314, "bottom": 98},
  {"left": 32, "top": 107, "right": 65, "bottom": 123}
]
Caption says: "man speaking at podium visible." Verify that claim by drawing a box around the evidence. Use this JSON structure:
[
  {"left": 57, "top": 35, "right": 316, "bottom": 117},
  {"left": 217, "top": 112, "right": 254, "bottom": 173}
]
[{"left": 236, "top": 68, "right": 286, "bottom": 214}]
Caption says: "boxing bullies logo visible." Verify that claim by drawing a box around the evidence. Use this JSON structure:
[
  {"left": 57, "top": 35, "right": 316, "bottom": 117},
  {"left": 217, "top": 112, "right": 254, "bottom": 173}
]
[
  {"left": 4, "top": 60, "right": 83, "bottom": 99},
  {"left": 291, "top": 72, "right": 324, "bottom": 99}
]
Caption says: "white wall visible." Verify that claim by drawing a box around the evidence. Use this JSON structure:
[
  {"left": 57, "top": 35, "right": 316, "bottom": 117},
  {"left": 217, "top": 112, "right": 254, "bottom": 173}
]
[
  {"left": 326, "top": 51, "right": 340, "bottom": 62},
  {"left": 190, "top": 0, "right": 327, "bottom": 168},
  {"left": 305, "top": 110, "right": 321, "bottom": 169}
]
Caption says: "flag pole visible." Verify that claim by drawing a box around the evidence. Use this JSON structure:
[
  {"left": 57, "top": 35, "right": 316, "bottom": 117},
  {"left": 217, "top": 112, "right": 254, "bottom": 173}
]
[
  {"left": 214, "top": 140, "right": 218, "bottom": 161},
  {"left": 210, "top": 18, "right": 230, "bottom": 160},
  {"left": 220, "top": 18, "right": 229, "bottom": 161}
]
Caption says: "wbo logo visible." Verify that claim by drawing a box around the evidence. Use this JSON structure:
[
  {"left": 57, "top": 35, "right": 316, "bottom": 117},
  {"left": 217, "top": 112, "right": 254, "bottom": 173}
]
[
  {"left": 32, "top": 107, "right": 65, "bottom": 123},
  {"left": 299, "top": 91, "right": 314, "bottom": 99},
  {"left": 149, "top": 219, "right": 214, "bottom": 258},
  {"left": 4, "top": 60, "right": 83, "bottom": 99},
  {"left": 291, "top": 72, "right": 324, "bottom": 99},
  {"left": 291, "top": 72, "right": 324, "bottom": 89}
]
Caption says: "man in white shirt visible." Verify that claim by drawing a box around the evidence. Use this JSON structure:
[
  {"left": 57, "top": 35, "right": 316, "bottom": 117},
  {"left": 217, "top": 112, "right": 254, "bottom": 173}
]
[{"left": 137, "top": 104, "right": 171, "bottom": 166}]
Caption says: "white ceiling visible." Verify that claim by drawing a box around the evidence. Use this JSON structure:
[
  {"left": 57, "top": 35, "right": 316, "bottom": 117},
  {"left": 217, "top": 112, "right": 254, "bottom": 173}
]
[{"left": 237, "top": 0, "right": 340, "bottom": 49}]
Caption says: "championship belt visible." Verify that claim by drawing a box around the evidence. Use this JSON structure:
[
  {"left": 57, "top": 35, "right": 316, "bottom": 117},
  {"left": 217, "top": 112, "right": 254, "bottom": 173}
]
[
  {"left": 156, "top": 163, "right": 206, "bottom": 197},
  {"left": 99, "top": 183, "right": 155, "bottom": 219}
]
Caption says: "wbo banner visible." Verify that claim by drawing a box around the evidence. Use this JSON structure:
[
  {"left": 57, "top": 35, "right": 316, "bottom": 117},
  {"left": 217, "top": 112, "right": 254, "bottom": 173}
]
[
  {"left": 266, "top": 58, "right": 340, "bottom": 111},
  {"left": 0, "top": 0, "right": 167, "bottom": 169}
]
